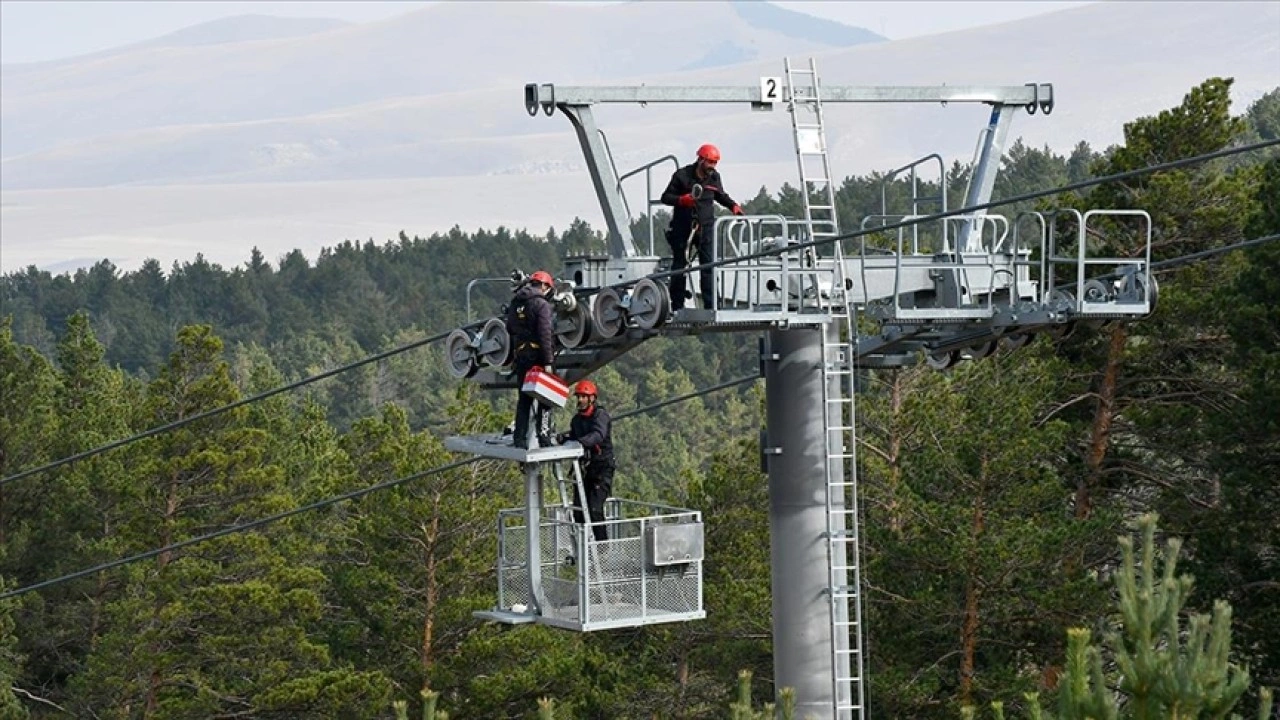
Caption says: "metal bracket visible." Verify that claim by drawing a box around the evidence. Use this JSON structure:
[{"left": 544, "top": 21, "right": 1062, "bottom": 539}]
[{"left": 759, "top": 429, "right": 782, "bottom": 472}]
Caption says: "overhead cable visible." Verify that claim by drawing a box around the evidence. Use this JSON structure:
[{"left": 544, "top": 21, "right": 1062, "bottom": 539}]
[
  {"left": 1, "top": 328, "right": 464, "bottom": 486},
  {"left": 0, "top": 372, "right": 760, "bottom": 600}
]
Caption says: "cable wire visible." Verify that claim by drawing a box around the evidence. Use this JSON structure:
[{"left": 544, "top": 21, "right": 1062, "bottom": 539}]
[
  {"left": 622, "top": 138, "right": 1280, "bottom": 290},
  {"left": 613, "top": 374, "right": 759, "bottom": 421},
  {"left": 7, "top": 139, "right": 1275, "bottom": 487},
  {"left": 0, "top": 457, "right": 480, "bottom": 600},
  {"left": 1150, "top": 233, "right": 1280, "bottom": 273},
  {"left": 1, "top": 371, "right": 760, "bottom": 600},
  {"left": 1, "top": 327, "right": 468, "bottom": 486}
]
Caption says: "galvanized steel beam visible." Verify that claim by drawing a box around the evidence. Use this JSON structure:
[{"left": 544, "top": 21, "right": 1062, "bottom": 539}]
[{"left": 526, "top": 83, "right": 1052, "bottom": 109}]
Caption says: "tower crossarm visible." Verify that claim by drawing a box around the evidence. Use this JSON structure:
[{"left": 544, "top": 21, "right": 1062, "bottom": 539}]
[{"left": 525, "top": 83, "right": 1053, "bottom": 110}]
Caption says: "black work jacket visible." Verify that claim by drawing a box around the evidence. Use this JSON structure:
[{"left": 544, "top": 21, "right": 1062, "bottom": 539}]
[
  {"left": 568, "top": 405, "right": 614, "bottom": 464},
  {"left": 504, "top": 283, "right": 555, "bottom": 367},
  {"left": 660, "top": 163, "right": 738, "bottom": 242}
]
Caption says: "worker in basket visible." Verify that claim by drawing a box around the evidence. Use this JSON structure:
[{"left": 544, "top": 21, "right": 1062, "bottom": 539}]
[{"left": 557, "top": 379, "right": 614, "bottom": 542}]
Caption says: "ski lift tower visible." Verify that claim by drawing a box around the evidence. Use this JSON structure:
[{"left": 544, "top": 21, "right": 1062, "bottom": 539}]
[{"left": 445, "top": 59, "right": 1156, "bottom": 719}]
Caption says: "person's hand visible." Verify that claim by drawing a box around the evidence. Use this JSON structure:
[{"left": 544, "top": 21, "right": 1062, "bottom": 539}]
[
  {"left": 557, "top": 432, "right": 571, "bottom": 444},
  {"left": 677, "top": 193, "right": 696, "bottom": 208},
  {"left": 732, "top": 204, "right": 744, "bottom": 216}
]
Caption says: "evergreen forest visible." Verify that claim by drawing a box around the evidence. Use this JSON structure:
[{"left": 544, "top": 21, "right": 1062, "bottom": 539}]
[{"left": 1, "top": 77, "right": 1278, "bottom": 719}]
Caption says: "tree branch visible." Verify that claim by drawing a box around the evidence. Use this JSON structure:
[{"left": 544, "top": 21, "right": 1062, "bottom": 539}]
[{"left": 12, "top": 686, "right": 71, "bottom": 714}]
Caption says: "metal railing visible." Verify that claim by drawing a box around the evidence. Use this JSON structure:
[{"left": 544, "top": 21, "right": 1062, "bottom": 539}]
[{"left": 494, "top": 499, "right": 705, "bottom": 631}]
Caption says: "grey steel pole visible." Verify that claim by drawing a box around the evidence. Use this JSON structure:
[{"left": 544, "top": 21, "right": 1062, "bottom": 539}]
[
  {"left": 525, "top": 463, "right": 546, "bottom": 615},
  {"left": 764, "top": 327, "right": 839, "bottom": 716}
]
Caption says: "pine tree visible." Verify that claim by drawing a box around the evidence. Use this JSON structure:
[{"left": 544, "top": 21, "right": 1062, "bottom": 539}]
[{"left": 967, "top": 514, "right": 1274, "bottom": 720}]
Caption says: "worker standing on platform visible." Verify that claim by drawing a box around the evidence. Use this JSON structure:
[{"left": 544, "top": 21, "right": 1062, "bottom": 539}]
[
  {"left": 557, "top": 380, "right": 614, "bottom": 542},
  {"left": 660, "top": 143, "right": 744, "bottom": 311},
  {"left": 505, "top": 270, "right": 557, "bottom": 449}
]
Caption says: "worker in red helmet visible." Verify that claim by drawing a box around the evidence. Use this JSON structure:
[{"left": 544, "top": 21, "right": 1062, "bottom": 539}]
[
  {"left": 505, "top": 270, "right": 558, "bottom": 448},
  {"left": 660, "top": 143, "right": 744, "bottom": 311},
  {"left": 556, "top": 379, "right": 614, "bottom": 542}
]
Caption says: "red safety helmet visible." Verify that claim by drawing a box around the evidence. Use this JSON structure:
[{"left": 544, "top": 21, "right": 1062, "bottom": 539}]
[
  {"left": 574, "top": 379, "right": 598, "bottom": 397},
  {"left": 529, "top": 270, "right": 554, "bottom": 286},
  {"left": 696, "top": 144, "right": 721, "bottom": 163}
]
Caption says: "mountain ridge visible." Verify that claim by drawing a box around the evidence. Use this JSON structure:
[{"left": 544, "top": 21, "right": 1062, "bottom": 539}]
[
  {"left": 0, "top": 14, "right": 351, "bottom": 71},
  {"left": 1, "top": 1, "right": 1276, "bottom": 275}
]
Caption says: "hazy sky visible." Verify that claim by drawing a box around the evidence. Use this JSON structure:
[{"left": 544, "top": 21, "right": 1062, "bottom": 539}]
[{"left": 0, "top": 1, "right": 1096, "bottom": 65}]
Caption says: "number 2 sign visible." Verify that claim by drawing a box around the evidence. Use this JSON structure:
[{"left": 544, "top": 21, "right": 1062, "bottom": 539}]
[{"left": 760, "top": 77, "right": 781, "bottom": 104}]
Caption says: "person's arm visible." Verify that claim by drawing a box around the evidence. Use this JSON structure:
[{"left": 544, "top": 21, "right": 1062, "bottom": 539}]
[
  {"left": 535, "top": 299, "right": 556, "bottom": 367},
  {"left": 660, "top": 170, "right": 695, "bottom": 208},
  {"left": 710, "top": 173, "right": 742, "bottom": 214}
]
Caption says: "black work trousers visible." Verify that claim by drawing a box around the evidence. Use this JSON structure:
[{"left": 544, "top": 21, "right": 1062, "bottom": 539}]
[
  {"left": 668, "top": 226, "right": 715, "bottom": 310},
  {"left": 573, "top": 462, "right": 614, "bottom": 542},
  {"left": 512, "top": 357, "right": 553, "bottom": 449}
]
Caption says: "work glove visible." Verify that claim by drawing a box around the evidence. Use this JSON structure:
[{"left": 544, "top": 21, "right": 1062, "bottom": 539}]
[
  {"left": 732, "top": 204, "right": 744, "bottom": 216},
  {"left": 556, "top": 432, "right": 571, "bottom": 444},
  {"left": 677, "top": 193, "right": 696, "bottom": 208}
]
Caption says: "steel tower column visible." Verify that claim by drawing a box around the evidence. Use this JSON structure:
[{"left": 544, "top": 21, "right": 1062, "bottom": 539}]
[{"left": 764, "top": 326, "right": 845, "bottom": 716}]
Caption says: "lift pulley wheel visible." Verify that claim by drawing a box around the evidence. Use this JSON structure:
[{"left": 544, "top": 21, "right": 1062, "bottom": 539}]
[
  {"left": 477, "top": 317, "right": 512, "bottom": 368},
  {"left": 444, "top": 328, "right": 479, "bottom": 379},
  {"left": 964, "top": 340, "right": 998, "bottom": 360},
  {"left": 629, "top": 278, "right": 671, "bottom": 331},
  {"left": 1082, "top": 278, "right": 1112, "bottom": 303},
  {"left": 999, "top": 332, "right": 1033, "bottom": 352},
  {"left": 555, "top": 302, "right": 594, "bottom": 349},
  {"left": 925, "top": 349, "right": 961, "bottom": 370},
  {"left": 592, "top": 287, "right": 628, "bottom": 338}
]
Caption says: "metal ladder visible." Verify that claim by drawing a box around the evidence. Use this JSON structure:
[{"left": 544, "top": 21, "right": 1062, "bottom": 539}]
[
  {"left": 553, "top": 458, "right": 595, "bottom": 550},
  {"left": 785, "top": 57, "right": 841, "bottom": 252},
  {"left": 552, "top": 456, "right": 609, "bottom": 613},
  {"left": 820, "top": 250, "right": 866, "bottom": 720}
]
